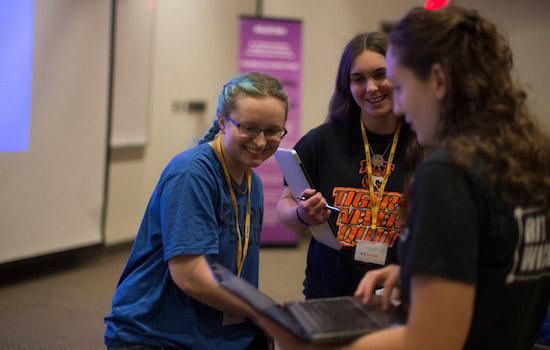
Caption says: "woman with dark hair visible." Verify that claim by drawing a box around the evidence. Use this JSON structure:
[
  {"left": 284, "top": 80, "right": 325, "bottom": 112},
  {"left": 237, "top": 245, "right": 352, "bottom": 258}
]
[
  {"left": 258, "top": 6, "right": 550, "bottom": 350},
  {"left": 277, "top": 32, "right": 423, "bottom": 299},
  {"left": 104, "top": 72, "right": 288, "bottom": 349}
]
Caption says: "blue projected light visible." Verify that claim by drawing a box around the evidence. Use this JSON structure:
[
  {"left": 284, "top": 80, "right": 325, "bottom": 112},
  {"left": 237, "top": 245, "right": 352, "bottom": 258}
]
[{"left": 0, "top": 0, "right": 33, "bottom": 153}]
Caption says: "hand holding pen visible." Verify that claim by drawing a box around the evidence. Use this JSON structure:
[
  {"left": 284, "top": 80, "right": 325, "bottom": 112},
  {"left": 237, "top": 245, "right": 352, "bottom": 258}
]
[
  {"left": 294, "top": 189, "right": 339, "bottom": 227},
  {"left": 296, "top": 196, "right": 342, "bottom": 213}
]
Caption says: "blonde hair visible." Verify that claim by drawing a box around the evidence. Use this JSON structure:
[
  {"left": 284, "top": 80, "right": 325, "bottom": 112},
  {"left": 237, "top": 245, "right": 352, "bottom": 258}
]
[{"left": 200, "top": 72, "right": 288, "bottom": 144}]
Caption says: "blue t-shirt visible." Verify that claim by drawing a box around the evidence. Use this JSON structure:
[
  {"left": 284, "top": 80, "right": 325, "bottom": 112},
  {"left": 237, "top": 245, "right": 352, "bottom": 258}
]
[{"left": 104, "top": 143, "right": 264, "bottom": 349}]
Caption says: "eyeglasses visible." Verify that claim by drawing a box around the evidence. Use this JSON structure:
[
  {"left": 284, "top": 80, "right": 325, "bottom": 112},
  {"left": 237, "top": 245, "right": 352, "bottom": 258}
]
[{"left": 226, "top": 116, "right": 287, "bottom": 141}]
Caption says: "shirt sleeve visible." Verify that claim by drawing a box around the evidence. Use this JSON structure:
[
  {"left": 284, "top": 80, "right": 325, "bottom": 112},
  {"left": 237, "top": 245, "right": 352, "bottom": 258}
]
[
  {"left": 401, "top": 159, "right": 481, "bottom": 284},
  {"left": 159, "top": 171, "right": 220, "bottom": 261}
]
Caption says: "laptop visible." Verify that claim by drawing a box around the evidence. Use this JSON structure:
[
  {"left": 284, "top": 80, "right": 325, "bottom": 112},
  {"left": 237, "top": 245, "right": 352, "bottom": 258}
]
[
  {"left": 274, "top": 148, "right": 342, "bottom": 251},
  {"left": 208, "top": 259, "right": 405, "bottom": 345}
]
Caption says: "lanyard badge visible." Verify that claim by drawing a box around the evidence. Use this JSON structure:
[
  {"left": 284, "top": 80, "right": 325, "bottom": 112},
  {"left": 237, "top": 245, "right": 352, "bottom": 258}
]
[
  {"left": 213, "top": 136, "right": 252, "bottom": 277},
  {"left": 360, "top": 121, "right": 402, "bottom": 237}
]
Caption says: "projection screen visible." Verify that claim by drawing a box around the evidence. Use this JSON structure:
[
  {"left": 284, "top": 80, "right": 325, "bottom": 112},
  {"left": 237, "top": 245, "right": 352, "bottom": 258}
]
[{"left": 0, "top": 0, "right": 110, "bottom": 264}]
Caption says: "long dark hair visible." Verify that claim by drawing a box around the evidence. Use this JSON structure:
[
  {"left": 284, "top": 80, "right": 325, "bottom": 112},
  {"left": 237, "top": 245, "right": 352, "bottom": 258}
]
[
  {"left": 326, "top": 32, "right": 425, "bottom": 194},
  {"left": 390, "top": 6, "right": 550, "bottom": 211},
  {"left": 326, "top": 32, "right": 388, "bottom": 129}
]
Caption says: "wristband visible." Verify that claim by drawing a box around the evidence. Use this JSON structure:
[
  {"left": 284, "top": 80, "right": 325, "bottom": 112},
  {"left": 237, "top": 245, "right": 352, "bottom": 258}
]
[{"left": 296, "top": 207, "right": 309, "bottom": 226}]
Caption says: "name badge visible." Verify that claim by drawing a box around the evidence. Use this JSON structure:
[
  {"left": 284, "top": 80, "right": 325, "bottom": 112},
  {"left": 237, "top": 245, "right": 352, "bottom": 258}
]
[
  {"left": 222, "top": 312, "right": 245, "bottom": 326},
  {"left": 354, "top": 240, "right": 388, "bottom": 265}
]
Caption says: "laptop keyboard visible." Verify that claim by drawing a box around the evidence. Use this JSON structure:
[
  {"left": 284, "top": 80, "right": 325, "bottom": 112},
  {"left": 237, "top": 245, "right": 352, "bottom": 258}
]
[{"left": 286, "top": 296, "right": 380, "bottom": 333}]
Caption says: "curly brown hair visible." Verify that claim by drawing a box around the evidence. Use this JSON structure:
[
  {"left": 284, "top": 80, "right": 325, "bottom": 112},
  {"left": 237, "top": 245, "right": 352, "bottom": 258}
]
[{"left": 390, "top": 6, "right": 550, "bottom": 212}]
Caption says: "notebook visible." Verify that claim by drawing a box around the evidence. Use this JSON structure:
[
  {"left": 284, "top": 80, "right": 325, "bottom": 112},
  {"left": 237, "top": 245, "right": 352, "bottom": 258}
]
[
  {"left": 208, "top": 259, "right": 405, "bottom": 345},
  {"left": 274, "top": 148, "right": 342, "bottom": 251}
]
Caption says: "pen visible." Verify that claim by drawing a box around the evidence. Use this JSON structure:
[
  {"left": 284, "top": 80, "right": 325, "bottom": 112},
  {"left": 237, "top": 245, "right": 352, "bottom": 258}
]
[{"left": 296, "top": 196, "right": 342, "bottom": 213}]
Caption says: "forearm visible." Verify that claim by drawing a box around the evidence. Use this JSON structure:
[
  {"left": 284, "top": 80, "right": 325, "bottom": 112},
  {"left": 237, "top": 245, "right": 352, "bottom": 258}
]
[
  {"left": 338, "top": 327, "right": 406, "bottom": 350},
  {"left": 343, "top": 277, "right": 473, "bottom": 350},
  {"left": 276, "top": 194, "right": 309, "bottom": 232},
  {"left": 184, "top": 276, "right": 256, "bottom": 319},
  {"left": 256, "top": 277, "right": 472, "bottom": 350},
  {"left": 169, "top": 255, "right": 256, "bottom": 319}
]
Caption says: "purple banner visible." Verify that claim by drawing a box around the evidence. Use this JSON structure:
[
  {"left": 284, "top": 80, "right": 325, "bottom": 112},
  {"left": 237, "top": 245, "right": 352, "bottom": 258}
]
[{"left": 239, "top": 17, "right": 302, "bottom": 245}]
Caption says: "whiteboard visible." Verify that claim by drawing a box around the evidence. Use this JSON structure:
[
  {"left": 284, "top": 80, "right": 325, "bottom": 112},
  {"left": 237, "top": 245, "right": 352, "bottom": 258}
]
[
  {"left": 0, "top": 0, "right": 110, "bottom": 264},
  {"left": 110, "top": 0, "right": 155, "bottom": 148}
]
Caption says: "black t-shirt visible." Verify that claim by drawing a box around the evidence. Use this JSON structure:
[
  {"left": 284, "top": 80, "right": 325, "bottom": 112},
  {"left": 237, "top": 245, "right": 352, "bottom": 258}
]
[
  {"left": 294, "top": 119, "right": 410, "bottom": 298},
  {"left": 399, "top": 149, "right": 550, "bottom": 350}
]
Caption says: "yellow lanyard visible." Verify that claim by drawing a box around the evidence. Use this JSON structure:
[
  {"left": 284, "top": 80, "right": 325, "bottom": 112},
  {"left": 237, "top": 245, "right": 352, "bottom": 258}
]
[
  {"left": 360, "top": 120, "right": 402, "bottom": 236},
  {"left": 213, "top": 136, "right": 252, "bottom": 276}
]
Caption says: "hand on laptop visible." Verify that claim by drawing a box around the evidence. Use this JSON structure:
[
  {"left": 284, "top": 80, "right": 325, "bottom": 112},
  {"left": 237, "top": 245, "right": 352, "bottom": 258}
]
[{"left": 354, "top": 264, "right": 401, "bottom": 310}]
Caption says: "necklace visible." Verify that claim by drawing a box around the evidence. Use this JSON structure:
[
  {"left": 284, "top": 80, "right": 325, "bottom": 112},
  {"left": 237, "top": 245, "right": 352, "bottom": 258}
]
[
  {"left": 360, "top": 121, "right": 402, "bottom": 232},
  {"left": 369, "top": 138, "right": 393, "bottom": 168},
  {"left": 231, "top": 173, "right": 248, "bottom": 195}
]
